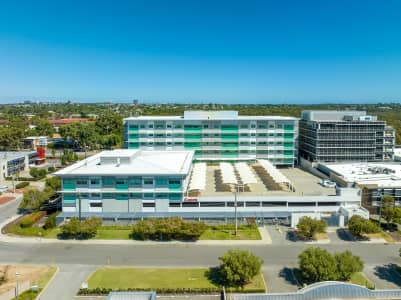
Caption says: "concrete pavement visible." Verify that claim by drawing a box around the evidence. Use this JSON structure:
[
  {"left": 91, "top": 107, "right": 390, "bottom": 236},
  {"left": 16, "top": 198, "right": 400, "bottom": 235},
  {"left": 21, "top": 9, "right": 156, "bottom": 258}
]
[{"left": 40, "top": 264, "right": 95, "bottom": 300}]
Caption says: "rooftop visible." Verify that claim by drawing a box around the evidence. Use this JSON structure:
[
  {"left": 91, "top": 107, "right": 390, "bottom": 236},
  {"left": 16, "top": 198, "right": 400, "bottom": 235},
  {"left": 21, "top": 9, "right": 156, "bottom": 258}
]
[
  {"left": 0, "top": 151, "right": 37, "bottom": 161},
  {"left": 124, "top": 110, "right": 297, "bottom": 121},
  {"left": 321, "top": 162, "right": 401, "bottom": 187},
  {"left": 54, "top": 149, "right": 194, "bottom": 176},
  {"left": 301, "top": 110, "right": 379, "bottom": 122}
]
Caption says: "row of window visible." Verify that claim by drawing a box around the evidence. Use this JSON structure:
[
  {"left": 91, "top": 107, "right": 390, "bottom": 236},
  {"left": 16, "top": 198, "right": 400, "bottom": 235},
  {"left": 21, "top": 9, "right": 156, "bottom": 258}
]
[
  {"left": 128, "top": 123, "right": 294, "bottom": 130},
  {"left": 63, "top": 177, "right": 182, "bottom": 189},
  {"left": 83, "top": 200, "right": 339, "bottom": 208},
  {"left": 129, "top": 133, "right": 294, "bottom": 139},
  {"left": 64, "top": 192, "right": 182, "bottom": 201}
]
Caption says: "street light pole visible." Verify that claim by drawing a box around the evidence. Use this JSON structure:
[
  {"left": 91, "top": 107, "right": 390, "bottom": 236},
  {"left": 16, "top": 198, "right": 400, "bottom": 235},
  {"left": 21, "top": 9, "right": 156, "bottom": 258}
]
[
  {"left": 378, "top": 192, "right": 383, "bottom": 228},
  {"left": 234, "top": 187, "right": 238, "bottom": 236},
  {"left": 15, "top": 271, "right": 20, "bottom": 299},
  {"left": 78, "top": 193, "right": 82, "bottom": 222}
]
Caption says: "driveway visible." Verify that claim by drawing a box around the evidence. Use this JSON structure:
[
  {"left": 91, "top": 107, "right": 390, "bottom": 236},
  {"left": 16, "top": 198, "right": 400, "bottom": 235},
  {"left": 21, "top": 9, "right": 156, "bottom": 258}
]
[
  {"left": 364, "top": 264, "right": 401, "bottom": 289},
  {"left": 263, "top": 265, "right": 298, "bottom": 293}
]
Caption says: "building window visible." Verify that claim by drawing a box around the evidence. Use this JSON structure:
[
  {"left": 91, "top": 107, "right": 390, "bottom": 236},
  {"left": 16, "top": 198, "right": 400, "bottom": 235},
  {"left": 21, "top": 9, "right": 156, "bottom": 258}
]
[
  {"left": 143, "top": 179, "right": 154, "bottom": 185},
  {"left": 90, "top": 202, "right": 102, "bottom": 207}
]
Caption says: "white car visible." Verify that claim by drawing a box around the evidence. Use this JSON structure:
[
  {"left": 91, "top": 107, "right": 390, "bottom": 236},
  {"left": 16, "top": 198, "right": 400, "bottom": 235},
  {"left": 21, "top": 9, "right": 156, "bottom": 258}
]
[
  {"left": 322, "top": 180, "right": 336, "bottom": 188},
  {"left": 0, "top": 185, "right": 8, "bottom": 193}
]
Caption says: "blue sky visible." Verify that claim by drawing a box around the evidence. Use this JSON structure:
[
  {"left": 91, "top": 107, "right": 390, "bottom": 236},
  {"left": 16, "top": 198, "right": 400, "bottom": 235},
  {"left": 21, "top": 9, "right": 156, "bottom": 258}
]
[{"left": 1, "top": 0, "right": 401, "bottom": 104}]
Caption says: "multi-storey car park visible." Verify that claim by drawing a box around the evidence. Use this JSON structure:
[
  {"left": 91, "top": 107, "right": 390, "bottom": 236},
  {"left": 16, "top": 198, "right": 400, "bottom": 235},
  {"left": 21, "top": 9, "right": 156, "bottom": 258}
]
[
  {"left": 299, "top": 110, "right": 395, "bottom": 163},
  {"left": 123, "top": 110, "right": 298, "bottom": 166},
  {"left": 55, "top": 149, "right": 368, "bottom": 227}
]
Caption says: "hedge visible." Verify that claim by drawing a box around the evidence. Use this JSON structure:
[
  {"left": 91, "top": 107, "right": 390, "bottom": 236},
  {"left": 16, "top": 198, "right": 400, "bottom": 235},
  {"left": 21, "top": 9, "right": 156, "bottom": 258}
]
[
  {"left": 15, "top": 181, "right": 29, "bottom": 189},
  {"left": 78, "top": 287, "right": 265, "bottom": 295},
  {"left": 131, "top": 217, "right": 207, "bottom": 241}
]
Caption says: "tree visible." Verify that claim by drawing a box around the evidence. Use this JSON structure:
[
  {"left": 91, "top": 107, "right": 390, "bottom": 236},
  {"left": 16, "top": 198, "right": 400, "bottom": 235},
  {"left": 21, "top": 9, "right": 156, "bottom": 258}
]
[
  {"left": 335, "top": 250, "right": 364, "bottom": 281},
  {"left": 45, "top": 176, "right": 61, "bottom": 191},
  {"left": 348, "top": 215, "right": 380, "bottom": 236},
  {"left": 296, "top": 216, "right": 327, "bottom": 240},
  {"left": 59, "top": 123, "right": 99, "bottom": 150},
  {"left": 298, "top": 247, "right": 337, "bottom": 282},
  {"left": 29, "top": 167, "right": 47, "bottom": 179},
  {"left": 19, "top": 189, "right": 48, "bottom": 212},
  {"left": 382, "top": 195, "right": 395, "bottom": 227},
  {"left": 219, "top": 250, "right": 263, "bottom": 287},
  {"left": 31, "top": 117, "right": 54, "bottom": 137}
]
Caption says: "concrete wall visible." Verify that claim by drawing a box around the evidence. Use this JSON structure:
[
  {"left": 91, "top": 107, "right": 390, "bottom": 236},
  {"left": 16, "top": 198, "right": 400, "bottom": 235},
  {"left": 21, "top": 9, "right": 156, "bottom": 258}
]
[{"left": 103, "top": 199, "right": 129, "bottom": 212}]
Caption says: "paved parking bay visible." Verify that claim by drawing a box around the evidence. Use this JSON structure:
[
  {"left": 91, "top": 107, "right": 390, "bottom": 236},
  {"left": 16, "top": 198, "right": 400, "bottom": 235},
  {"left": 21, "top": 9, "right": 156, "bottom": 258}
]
[
  {"left": 263, "top": 265, "right": 299, "bottom": 293},
  {"left": 364, "top": 264, "right": 401, "bottom": 289}
]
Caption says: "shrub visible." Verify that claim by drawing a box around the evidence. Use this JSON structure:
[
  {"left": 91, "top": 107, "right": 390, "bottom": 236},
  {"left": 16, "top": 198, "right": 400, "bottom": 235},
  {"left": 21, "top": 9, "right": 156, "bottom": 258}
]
[
  {"left": 47, "top": 166, "right": 56, "bottom": 173},
  {"left": 131, "top": 217, "right": 207, "bottom": 241},
  {"left": 15, "top": 181, "right": 29, "bottom": 189},
  {"left": 219, "top": 250, "right": 263, "bottom": 287},
  {"left": 60, "top": 217, "right": 102, "bottom": 239},
  {"left": 348, "top": 215, "right": 380, "bottom": 236},
  {"left": 44, "top": 213, "right": 58, "bottom": 229},
  {"left": 18, "top": 211, "right": 46, "bottom": 228},
  {"left": 296, "top": 216, "right": 327, "bottom": 240}
]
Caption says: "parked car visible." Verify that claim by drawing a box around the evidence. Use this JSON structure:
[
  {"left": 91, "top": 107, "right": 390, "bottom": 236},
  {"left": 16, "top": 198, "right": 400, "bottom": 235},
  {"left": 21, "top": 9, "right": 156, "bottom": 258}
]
[
  {"left": 0, "top": 185, "right": 8, "bottom": 193},
  {"left": 322, "top": 179, "right": 336, "bottom": 188}
]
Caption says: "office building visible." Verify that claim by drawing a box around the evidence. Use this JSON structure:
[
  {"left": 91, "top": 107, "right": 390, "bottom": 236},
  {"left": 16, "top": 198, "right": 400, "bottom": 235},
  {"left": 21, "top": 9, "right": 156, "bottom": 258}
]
[
  {"left": 299, "top": 110, "right": 394, "bottom": 162},
  {"left": 55, "top": 149, "right": 367, "bottom": 226},
  {"left": 123, "top": 111, "right": 298, "bottom": 166},
  {"left": 55, "top": 149, "right": 194, "bottom": 214},
  {"left": 317, "top": 162, "right": 401, "bottom": 214},
  {"left": 0, "top": 151, "right": 38, "bottom": 179}
]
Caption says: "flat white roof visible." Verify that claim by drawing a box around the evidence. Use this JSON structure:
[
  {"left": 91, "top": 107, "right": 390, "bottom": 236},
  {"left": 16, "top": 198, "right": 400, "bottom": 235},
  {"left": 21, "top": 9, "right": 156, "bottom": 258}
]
[
  {"left": 55, "top": 149, "right": 194, "bottom": 176},
  {"left": 124, "top": 111, "right": 297, "bottom": 121},
  {"left": 322, "top": 162, "right": 401, "bottom": 187},
  {"left": 0, "top": 151, "right": 37, "bottom": 161}
]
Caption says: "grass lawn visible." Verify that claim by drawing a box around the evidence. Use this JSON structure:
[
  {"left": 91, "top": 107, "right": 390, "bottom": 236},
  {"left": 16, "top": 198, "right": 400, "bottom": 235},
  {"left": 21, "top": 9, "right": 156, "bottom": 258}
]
[
  {"left": 87, "top": 267, "right": 266, "bottom": 292},
  {"left": 94, "top": 227, "right": 132, "bottom": 240},
  {"left": 6, "top": 223, "right": 261, "bottom": 241},
  {"left": 199, "top": 225, "right": 261, "bottom": 240},
  {"left": 349, "top": 272, "right": 374, "bottom": 289}
]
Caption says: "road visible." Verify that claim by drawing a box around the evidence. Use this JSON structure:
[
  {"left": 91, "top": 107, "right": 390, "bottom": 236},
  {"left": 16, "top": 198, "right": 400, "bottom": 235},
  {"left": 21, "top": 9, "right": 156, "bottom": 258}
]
[{"left": 1, "top": 200, "right": 401, "bottom": 299}]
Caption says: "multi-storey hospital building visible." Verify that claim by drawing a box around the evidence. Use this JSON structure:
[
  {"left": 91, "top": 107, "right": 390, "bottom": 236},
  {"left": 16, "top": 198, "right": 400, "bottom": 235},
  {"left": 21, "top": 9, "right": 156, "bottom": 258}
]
[{"left": 123, "top": 111, "right": 298, "bottom": 166}]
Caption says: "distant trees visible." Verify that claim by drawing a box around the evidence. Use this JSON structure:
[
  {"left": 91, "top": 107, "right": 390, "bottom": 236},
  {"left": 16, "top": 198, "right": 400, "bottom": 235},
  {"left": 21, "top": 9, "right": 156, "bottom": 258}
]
[
  {"left": 219, "top": 250, "right": 263, "bottom": 287},
  {"left": 298, "top": 247, "right": 364, "bottom": 283},
  {"left": 348, "top": 215, "right": 380, "bottom": 236},
  {"left": 296, "top": 216, "right": 327, "bottom": 240}
]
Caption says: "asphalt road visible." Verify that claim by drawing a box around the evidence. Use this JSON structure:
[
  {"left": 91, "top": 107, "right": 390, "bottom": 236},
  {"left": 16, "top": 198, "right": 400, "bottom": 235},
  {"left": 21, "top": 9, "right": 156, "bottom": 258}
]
[
  {"left": 0, "top": 240, "right": 399, "bottom": 267},
  {"left": 1, "top": 200, "right": 401, "bottom": 299}
]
